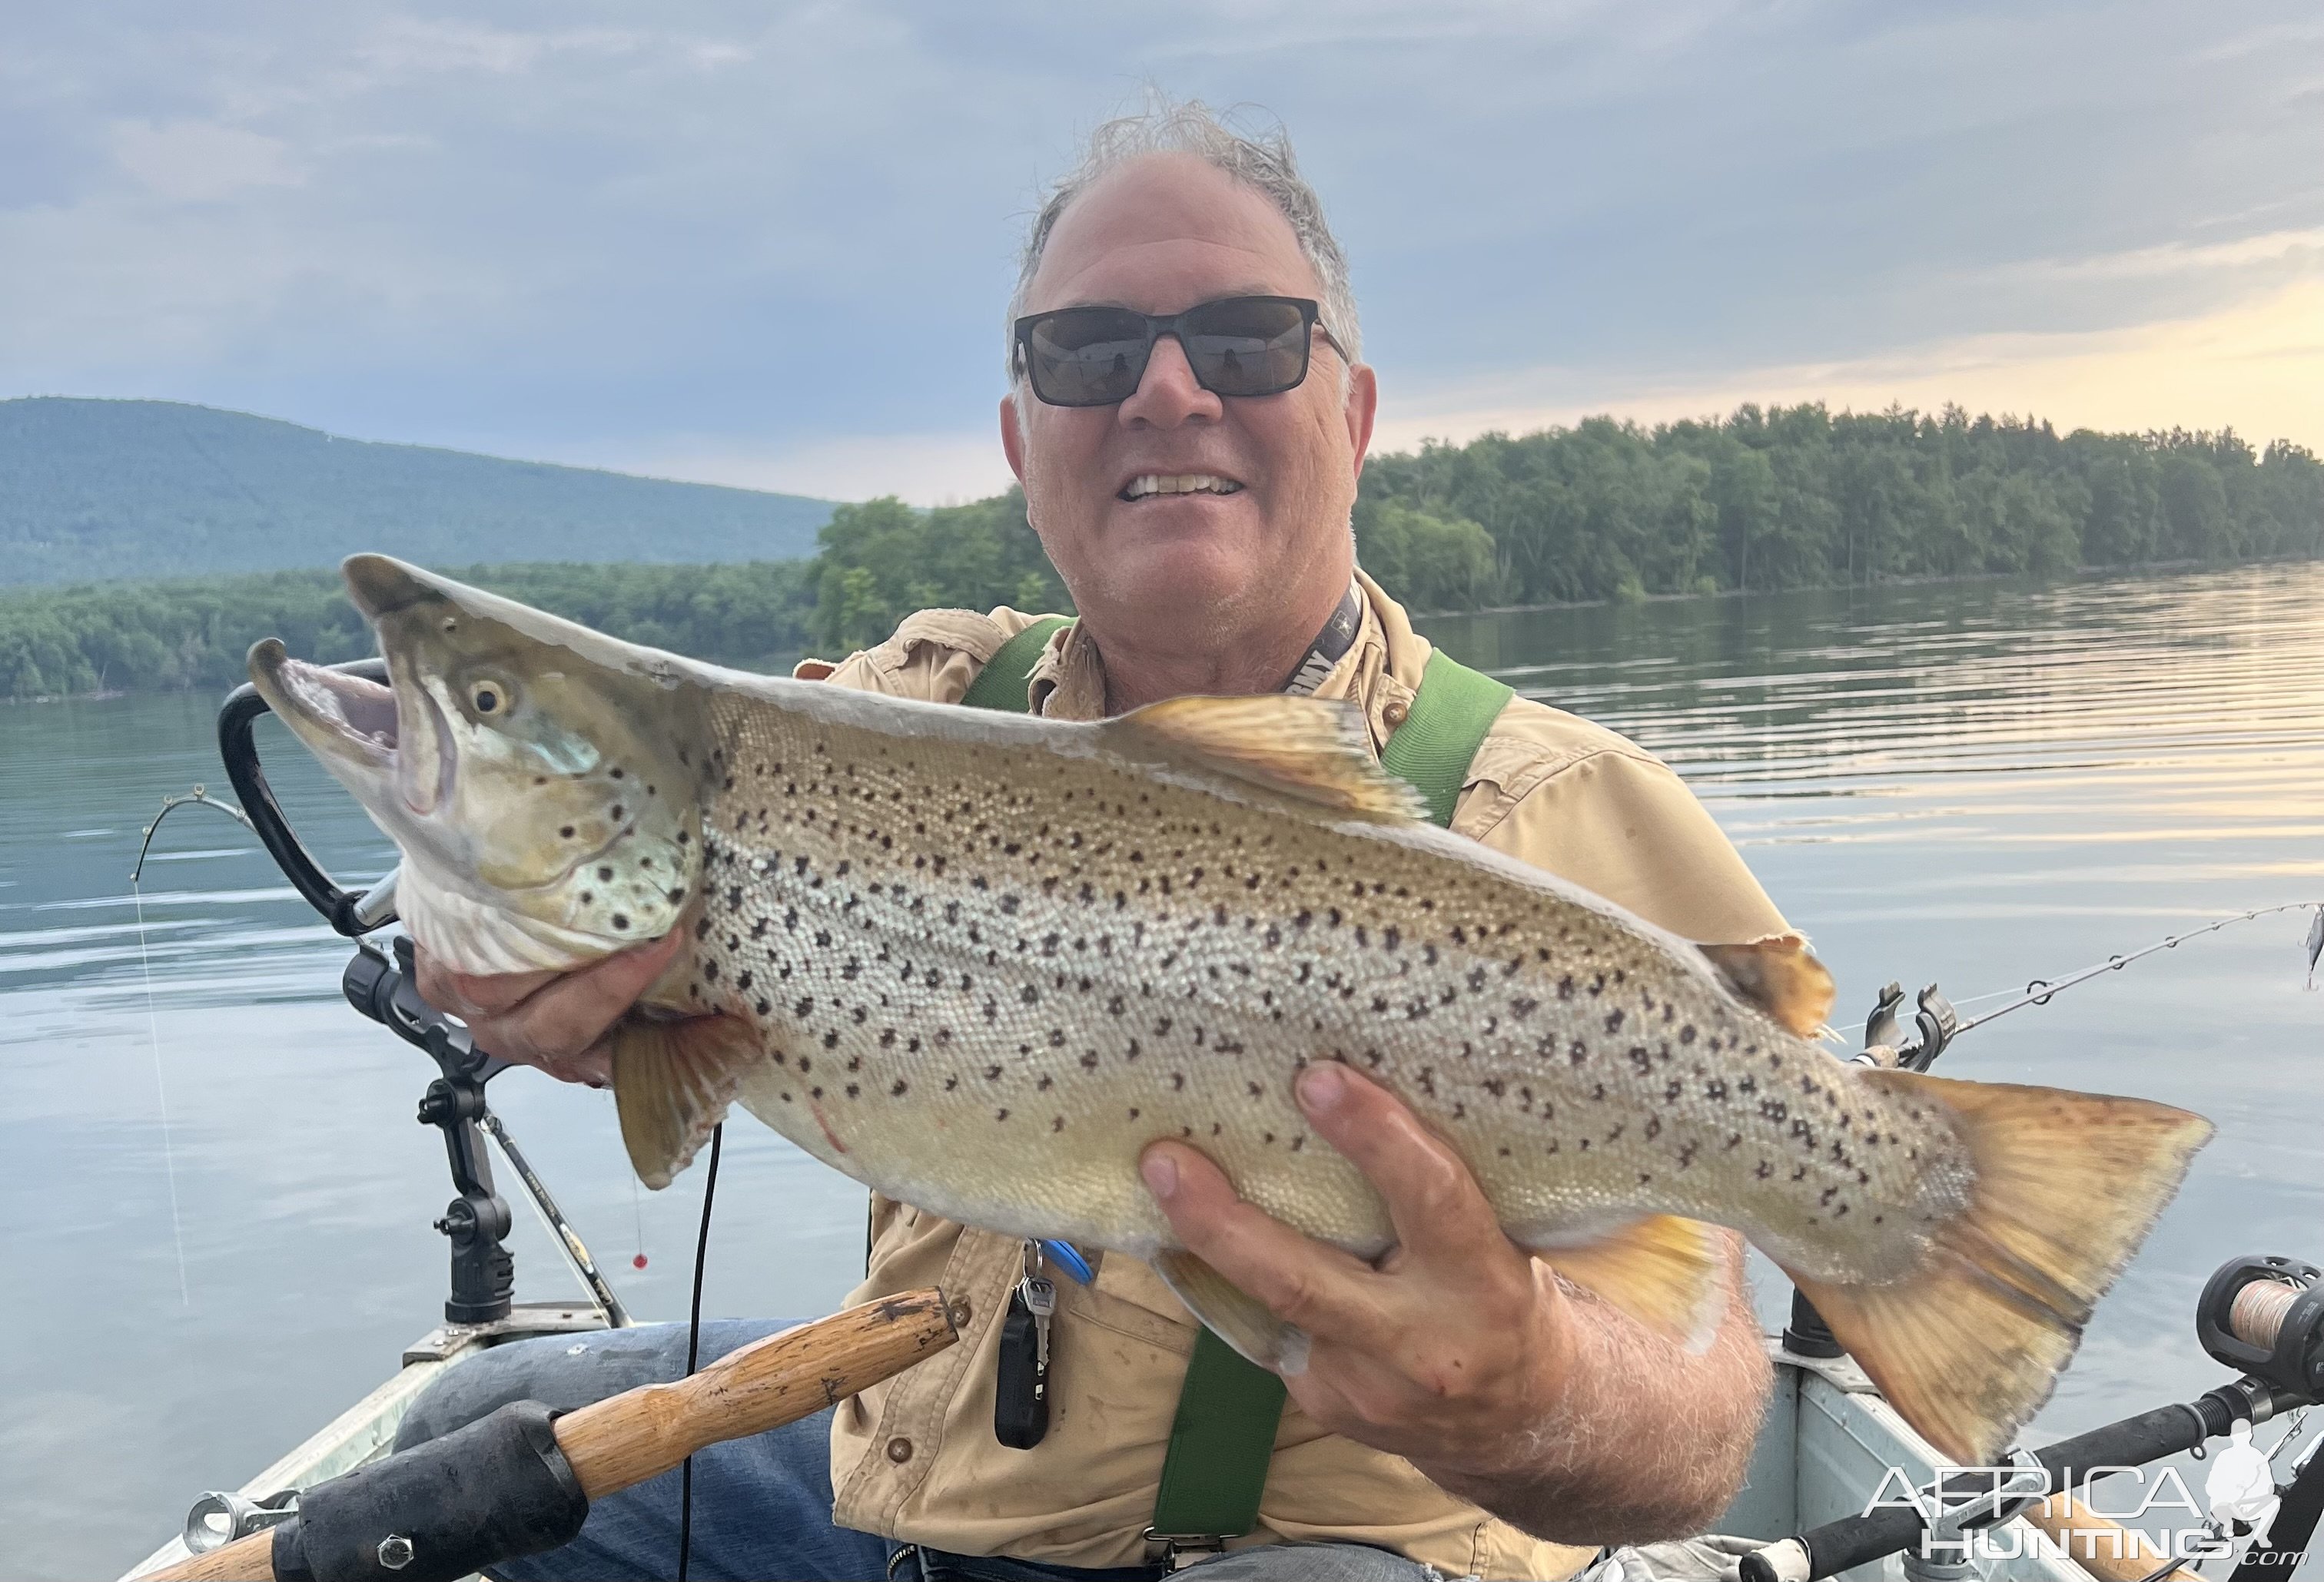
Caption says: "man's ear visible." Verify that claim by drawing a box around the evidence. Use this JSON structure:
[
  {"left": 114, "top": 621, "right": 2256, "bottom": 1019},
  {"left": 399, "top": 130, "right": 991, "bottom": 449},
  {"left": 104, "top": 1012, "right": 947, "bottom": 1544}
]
[
  {"left": 1000, "top": 390, "right": 1029, "bottom": 485},
  {"left": 1345, "top": 363, "right": 1379, "bottom": 477}
]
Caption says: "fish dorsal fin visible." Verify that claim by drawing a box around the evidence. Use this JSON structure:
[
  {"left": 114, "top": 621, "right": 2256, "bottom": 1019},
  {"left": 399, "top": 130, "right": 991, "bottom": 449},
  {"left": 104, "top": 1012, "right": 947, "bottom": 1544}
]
[
  {"left": 1529, "top": 1214, "right": 1726, "bottom": 1352},
  {"left": 1696, "top": 934, "right": 1835, "bottom": 1038},
  {"left": 1101, "top": 694, "right": 1425, "bottom": 821}
]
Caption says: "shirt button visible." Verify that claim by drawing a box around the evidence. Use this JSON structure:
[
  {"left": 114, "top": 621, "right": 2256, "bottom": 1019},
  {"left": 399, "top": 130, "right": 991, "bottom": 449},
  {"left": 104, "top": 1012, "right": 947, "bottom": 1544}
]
[
  {"left": 1383, "top": 698, "right": 1410, "bottom": 727},
  {"left": 948, "top": 1297, "right": 974, "bottom": 1330},
  {"left": 886, "top": 1436, "right": 915, "bottom": 1464}
]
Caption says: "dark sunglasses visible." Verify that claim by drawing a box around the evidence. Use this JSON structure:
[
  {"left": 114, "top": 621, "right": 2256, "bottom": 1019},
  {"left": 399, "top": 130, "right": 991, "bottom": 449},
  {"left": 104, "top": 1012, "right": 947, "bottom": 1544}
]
[{"left": 1012, "top": 294, "right": 1343, "bottom": 407}]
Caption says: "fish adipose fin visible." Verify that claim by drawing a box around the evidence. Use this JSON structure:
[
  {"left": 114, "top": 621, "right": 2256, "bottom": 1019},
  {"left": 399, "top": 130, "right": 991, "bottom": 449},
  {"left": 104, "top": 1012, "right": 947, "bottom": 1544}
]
[
  {"left": 610, "top": 1013, "right": 765, "bottom": 1190},
  {"left": 1532, "top": 1214, "right": 1726, "bottom": 1353},
  {"left": 1783, "top": 1069, "right": 2213, "bottom": 1467},
  {"left": 1103, "top": 695, "right": 1426, "bottom": 822},
  {"left": 1152, "top": 1249, "right": 1313, "bottom": 1375},
  {"left": 1696, "top": 935, "right": 1836, "bottom": 1038}
]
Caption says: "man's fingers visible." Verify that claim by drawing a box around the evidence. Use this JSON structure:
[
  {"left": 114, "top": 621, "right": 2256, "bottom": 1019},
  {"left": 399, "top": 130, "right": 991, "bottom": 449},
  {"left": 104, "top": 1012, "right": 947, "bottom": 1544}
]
[
  {"left": 1293, "top": 1062, "right": 1509, "bottom": 1275},
  {"left": 414, "top": 949, "right": 557, "bottom": 1020},
  {"left": 488, "top": 930, "right": 688, "bottom": 1056},
  {"left": 533, "top": 1038, "right": 617, "bottom": 1088},
  {"left": 1140, "top": 1140, "right": 1387, "bottom": 1344},
  {"left": 411, "top": 929, "right": 688, "bottom": 1079}
]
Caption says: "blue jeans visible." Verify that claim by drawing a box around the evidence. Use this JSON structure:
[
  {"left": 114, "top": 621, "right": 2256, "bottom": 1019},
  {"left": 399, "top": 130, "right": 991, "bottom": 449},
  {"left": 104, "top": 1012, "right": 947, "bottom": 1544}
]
[{"left": 396, "top": 1319, "right": 1446, "bottom": 1582}]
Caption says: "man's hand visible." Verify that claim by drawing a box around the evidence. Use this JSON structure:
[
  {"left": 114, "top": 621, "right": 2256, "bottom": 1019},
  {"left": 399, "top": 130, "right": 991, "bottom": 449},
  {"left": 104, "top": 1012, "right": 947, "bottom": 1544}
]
[
  {"left": 1138, "top": 1060, "right": 1769, "bottom": 1544},
  {"left": 412, "top": 928, "right": 689, "bottom": 1087}
]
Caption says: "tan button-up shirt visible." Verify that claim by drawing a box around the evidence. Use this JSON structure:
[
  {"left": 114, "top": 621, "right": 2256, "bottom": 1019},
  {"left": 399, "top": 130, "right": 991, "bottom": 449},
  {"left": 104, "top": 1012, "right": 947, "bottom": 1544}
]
[{"left": 804, "top": 573, "right": 1788, "bottom": 1580}]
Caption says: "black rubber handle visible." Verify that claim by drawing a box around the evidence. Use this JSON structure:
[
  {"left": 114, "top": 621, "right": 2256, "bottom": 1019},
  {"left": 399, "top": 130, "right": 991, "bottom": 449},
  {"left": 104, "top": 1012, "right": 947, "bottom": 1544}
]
[{"left": 217, "top": 658, "right": 393, "bottom": 937}]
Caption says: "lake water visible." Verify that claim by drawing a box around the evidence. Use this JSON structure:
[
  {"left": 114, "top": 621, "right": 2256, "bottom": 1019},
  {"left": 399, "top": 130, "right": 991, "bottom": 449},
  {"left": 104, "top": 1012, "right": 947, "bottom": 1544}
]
[{"left": 5, "top": 562, "right": 2322, "bottom": 1580}]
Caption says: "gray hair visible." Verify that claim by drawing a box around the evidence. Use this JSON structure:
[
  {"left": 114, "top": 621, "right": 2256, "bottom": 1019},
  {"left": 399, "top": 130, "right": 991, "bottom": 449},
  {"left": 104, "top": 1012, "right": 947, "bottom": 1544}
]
[{"left": 1006, "top": 97, "right": 1363, "bottom": 382}]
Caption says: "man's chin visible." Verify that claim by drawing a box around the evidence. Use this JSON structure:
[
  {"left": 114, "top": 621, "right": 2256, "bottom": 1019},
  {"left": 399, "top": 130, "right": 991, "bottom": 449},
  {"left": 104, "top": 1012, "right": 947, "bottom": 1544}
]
[{"left": 1081, "top": 532, "right": 1268, "bottom": 619}]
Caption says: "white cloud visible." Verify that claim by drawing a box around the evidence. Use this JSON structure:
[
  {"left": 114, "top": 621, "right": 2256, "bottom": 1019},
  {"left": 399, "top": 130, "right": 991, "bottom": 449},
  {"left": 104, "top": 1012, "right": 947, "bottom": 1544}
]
[
  {"left": 1998, "top": 227, "right": 2324, "bottom": 283},
  {"left": 1373, "top": 279, "right": 2324, "bottom": 454},
  {"left": 109, "top": 120, "right": 304, "bottom": 202},
  {"left": 350, "top": 18, "right": 652, "bottom": 80}
]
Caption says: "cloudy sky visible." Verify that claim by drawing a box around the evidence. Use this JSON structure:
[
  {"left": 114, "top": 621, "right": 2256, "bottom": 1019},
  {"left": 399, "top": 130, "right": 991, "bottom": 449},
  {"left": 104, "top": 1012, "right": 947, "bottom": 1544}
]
[{"left": 5, "top": 2, "right": 2321, "bottom": 502}]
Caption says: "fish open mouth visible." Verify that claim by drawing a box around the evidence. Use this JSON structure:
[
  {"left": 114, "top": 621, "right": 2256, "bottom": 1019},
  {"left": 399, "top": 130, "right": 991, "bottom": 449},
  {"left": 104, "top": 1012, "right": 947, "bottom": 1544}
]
[
  {"left": 253, "top": 644, "right": 400, "bottom": 763},
  {"left": 249, "top": 640, "right": 455, "bottom": 814}
]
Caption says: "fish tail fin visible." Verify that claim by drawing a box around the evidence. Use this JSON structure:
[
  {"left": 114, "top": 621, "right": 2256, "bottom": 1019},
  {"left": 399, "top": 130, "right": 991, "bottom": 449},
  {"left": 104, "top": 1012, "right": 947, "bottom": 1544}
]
[
  {"left": 1782, "top": 1070, "right": 2211, "bottom": 1465},
  {"left": 609, "top": 1013, "right": 763, "bottom": 1189}
]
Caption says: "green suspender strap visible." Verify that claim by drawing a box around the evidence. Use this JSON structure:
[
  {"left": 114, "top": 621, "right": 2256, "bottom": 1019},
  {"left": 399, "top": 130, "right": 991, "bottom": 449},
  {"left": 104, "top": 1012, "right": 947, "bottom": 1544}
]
[
  {"left": 961, "top": 628, "right": 1513, "bottom": 1563},
  {"left": 1379, "top": 649, "right": 1516, "bottom": 828},
  {"left": 959, "top": 617, "right": 1074, "bottom": 712}
]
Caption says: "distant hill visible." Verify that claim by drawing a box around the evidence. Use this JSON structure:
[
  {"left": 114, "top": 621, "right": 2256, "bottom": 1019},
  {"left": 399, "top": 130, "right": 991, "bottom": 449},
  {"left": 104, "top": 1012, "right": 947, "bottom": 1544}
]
[{"left": 0, "top": 397, "right": 838, "bottom": 585}]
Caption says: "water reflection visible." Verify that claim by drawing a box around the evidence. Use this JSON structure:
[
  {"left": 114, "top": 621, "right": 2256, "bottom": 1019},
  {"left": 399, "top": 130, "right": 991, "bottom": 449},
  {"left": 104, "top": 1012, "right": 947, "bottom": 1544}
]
[{"left": 2, "top": 565, "right": 2320, "bottom": 1579}]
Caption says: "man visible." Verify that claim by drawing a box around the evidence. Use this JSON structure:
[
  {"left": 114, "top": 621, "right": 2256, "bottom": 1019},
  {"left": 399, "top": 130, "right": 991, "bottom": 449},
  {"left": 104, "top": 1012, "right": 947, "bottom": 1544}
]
[{"left": 400, "top": 101, "right": 1785, "bottom": 1582}]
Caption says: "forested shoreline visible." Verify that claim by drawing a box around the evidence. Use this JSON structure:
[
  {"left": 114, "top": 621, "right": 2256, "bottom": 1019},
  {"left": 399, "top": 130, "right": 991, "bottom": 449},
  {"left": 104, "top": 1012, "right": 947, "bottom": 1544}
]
[{"left": 6, "top": 403, "right": 2320, "bottom": 700}]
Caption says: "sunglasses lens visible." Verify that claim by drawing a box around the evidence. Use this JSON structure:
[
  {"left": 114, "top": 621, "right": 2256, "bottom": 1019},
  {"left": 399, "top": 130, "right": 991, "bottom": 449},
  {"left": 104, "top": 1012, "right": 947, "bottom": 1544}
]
[
  {"left": 1024, "top": 307, "right": 1151, "bottom": 406},
  {"left": 1181, "top": 298, "right": 1313, "bottom": 396}
]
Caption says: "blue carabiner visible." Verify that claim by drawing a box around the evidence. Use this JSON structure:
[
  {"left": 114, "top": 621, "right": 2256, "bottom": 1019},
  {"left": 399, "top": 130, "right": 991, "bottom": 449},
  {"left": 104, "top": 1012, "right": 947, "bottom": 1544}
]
[{"left": 1038, "top": 1239, "right": 1095, "bottom": 1285}]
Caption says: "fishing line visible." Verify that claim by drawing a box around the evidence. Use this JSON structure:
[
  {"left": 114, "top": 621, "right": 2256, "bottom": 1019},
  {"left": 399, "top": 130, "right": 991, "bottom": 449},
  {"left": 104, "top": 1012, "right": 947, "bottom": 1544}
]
[
  {"left": 121, "top": 786, "right": 261, "bottom": 1310},
  {"left": 631, "top": 1172, "right": 649, "bottom": 1270},
  {"left": 677, "top": 1121, "right": 723, "bottom": 1582},
  {"left": 130, "top": 874, "right": 192, "bottom": 1308}
]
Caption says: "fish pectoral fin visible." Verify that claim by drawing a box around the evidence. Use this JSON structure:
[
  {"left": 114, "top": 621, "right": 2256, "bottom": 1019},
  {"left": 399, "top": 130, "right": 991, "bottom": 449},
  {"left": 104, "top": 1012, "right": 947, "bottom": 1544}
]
[
  {"left": 609, "top": 1013, "right": 764, "bottom": 1190},
  {"left": 1695, "top": 934, "right": 1837, "bottom": 1038},
  {"left": 1783, "top": 1067, "right": 2212, "bottom": 1466},
  {"left": 1530, "top": 1215, "right": 1726, "bottom": 1352},
  {"left": 1102, "top": 695, "right": 1426, "bottom": 822},
  {"left": 1152, "top": 1249, "right": 1311, "bottom": 1375}
]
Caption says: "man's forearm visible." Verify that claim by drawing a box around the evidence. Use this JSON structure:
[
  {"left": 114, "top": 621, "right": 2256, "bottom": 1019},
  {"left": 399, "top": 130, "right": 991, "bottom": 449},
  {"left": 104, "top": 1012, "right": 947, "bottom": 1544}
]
[{"left": 1416, "top": 1249, "right": 1773, "bottom": 1546}]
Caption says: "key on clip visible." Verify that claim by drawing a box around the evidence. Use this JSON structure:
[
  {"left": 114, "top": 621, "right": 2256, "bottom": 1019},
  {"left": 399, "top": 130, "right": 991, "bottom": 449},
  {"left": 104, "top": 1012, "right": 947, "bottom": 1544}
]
[
  {"left": 994, "top": 1244, "right": 1057, "bottom": 1449},
  {"left": 1021, "top": 1272, "right": 1056, "bottom": 1376}
]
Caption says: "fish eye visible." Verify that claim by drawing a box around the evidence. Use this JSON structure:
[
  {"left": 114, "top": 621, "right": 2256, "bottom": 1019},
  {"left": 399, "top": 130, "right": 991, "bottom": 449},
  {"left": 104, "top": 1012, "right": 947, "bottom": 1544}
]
[{"left": 469, "top": 680, "right": 510, "bottom": 716}]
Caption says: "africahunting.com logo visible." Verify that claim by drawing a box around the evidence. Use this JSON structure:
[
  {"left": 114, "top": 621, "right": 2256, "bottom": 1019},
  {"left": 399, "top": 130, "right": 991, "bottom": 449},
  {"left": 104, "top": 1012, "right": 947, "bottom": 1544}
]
[{"left": 1861, "top": 1457, "right": 2299, "bottom": 1566}]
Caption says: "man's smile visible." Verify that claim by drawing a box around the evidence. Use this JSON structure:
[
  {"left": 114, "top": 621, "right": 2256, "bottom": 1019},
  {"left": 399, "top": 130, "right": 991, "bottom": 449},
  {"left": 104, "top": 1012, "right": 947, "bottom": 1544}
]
[{"left": 1117, "top": 470, "right": 1247, "bottom": 502}]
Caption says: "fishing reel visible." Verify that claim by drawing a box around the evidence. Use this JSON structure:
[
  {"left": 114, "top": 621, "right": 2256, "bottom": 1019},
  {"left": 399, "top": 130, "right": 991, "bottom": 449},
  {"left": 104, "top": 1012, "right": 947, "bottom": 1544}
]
[{"left": 2199, "top": 1255, "right": 2324, "bottom": 1401}]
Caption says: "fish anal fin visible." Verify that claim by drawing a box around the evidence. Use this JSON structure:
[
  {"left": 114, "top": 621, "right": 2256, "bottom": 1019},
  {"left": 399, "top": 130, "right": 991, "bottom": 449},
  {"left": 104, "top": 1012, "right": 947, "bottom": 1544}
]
[
  {"left": 1529, "top": 1215, "right": 1725, "bottom": 1353},
  {"left": 1152, "top": 1249, "right": 1311, "bottom": 1375},
  {"left": 610, "top": 1013, "right": 765, "bottom": 1189},
  {"left": 1786, "top": 1068, "right": 2212, "bottom": 1465},
  {"left": 1103, "top": 695, "right": 1424, "bottom": 822},
  {"left": 1696, "top": 934, "right": 1836, "bottom": 1038}
]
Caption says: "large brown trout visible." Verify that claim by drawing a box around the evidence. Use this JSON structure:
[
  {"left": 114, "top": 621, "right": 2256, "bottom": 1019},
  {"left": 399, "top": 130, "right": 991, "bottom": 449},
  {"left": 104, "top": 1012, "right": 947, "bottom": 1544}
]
[{"left": 253, "top": 555, "right": 2211, "bottom": 1464}]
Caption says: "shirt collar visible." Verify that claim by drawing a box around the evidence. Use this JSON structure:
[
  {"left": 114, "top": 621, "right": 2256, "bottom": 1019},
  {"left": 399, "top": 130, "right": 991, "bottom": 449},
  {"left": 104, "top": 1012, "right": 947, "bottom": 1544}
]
[{"left": 1026, "top": 570, "right": 1426, "bottom": 755}]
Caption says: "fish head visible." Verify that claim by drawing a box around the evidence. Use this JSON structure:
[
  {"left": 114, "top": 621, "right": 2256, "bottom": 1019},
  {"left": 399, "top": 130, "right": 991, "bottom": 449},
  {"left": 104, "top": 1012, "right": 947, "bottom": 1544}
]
[{"left": 250, "top": 554, "right": 711, "bottom": 973}]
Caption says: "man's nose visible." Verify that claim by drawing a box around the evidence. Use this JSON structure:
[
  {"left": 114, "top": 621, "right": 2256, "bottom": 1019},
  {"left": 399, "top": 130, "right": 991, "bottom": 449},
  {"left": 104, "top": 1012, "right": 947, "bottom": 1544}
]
[{"left": 1117, "top": 333, "right": 1222, "bottom": 429}]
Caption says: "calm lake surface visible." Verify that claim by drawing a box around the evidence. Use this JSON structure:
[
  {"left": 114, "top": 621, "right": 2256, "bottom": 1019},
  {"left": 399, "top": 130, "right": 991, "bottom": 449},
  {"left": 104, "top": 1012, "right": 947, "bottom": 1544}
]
[{"left": 5, "top": 562, "right": 2322, "bottom": 1580}]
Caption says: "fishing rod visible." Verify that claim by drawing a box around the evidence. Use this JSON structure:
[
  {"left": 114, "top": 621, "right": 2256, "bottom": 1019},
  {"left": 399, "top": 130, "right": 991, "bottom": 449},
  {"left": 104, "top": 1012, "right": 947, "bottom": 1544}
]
[{"left": 1951, "top": 901, "right": 2324, "bottom": 1038}]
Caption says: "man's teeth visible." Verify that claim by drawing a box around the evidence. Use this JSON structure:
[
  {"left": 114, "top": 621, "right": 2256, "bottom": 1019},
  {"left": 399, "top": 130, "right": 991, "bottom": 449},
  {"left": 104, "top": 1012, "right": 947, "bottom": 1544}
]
[{"left": 1124, "top": 473, "right": 1242, "bottom": 500}]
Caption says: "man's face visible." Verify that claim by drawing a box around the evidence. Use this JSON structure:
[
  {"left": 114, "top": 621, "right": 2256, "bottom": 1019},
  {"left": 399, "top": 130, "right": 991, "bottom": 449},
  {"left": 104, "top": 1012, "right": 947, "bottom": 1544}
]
[{"left": 1001, "top": 153, "right": 1378, "bottom": 637}]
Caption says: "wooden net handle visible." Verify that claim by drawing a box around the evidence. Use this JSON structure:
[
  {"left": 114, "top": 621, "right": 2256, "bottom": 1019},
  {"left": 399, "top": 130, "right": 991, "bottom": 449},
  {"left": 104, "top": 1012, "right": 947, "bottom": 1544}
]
[{"left": 149, "top": 1289, "right": 956, "bottom": 1580}]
